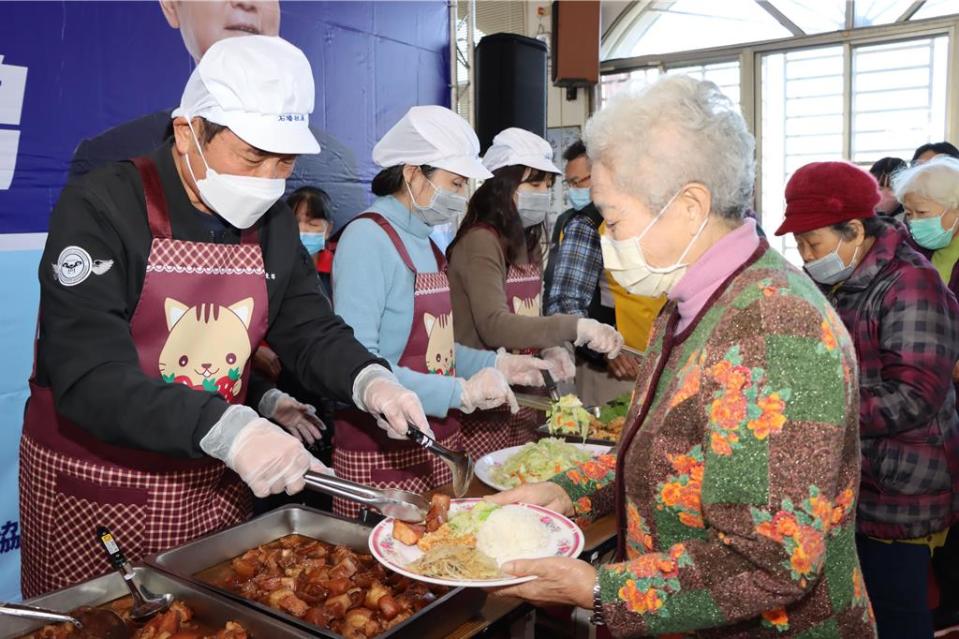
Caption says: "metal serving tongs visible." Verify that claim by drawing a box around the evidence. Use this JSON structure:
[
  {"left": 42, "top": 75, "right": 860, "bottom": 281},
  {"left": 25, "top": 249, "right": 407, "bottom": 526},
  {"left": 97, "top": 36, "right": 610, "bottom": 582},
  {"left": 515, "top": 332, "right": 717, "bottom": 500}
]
[
  {"left": 0, "top": 602, "right": 84, "bottom": 627},
  {"left": 513, "top": 370, "right": 600, "bottom": 419},
  {"left": 97, "top": 526, "right": 173, "bottom": 621},
  {"left": 304, "top": 472, "right": 429, "bottom": 522},
  {"left": 0, "top": 602, "right": 129, "bottom": 639},
  {"left": 406, "top": 425, "right": 474, "bottom": 498},
  {"left": 541, "top": 369, "right": 562, "bottom": 402}
]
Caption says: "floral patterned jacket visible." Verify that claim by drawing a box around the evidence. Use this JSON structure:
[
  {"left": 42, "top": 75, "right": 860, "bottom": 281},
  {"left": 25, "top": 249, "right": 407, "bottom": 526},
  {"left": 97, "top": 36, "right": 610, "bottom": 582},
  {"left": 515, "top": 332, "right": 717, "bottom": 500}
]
[{"left": 553, "top": 243, "right": 877, "bottom": 638}]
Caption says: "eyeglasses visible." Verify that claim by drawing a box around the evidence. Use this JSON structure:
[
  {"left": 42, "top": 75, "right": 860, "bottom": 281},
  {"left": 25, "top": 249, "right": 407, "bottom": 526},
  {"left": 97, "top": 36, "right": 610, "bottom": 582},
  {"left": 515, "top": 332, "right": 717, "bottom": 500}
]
[{"left": 563, "top": 175, "right": 591, "bottom": 188}]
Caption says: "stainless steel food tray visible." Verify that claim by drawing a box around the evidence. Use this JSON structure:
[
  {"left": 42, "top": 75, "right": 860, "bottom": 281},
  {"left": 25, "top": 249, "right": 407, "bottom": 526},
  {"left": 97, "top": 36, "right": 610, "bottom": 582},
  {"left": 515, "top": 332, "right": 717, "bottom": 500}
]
[
  {"left": 145, "top": 505, "right": 485, "bottom": 639},
  {"left": 3, "top": 566, "right": 313, "bottom": 638},
  {"left": 535, "top": 424, "right": 618, "bottom": 446}
]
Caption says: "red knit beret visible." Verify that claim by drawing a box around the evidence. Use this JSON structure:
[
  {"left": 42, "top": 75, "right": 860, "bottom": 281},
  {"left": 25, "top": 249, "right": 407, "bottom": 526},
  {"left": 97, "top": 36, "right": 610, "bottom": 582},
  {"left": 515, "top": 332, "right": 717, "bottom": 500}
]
[{"left": 774, "top": 161, "right": 881, "bottom": 236}]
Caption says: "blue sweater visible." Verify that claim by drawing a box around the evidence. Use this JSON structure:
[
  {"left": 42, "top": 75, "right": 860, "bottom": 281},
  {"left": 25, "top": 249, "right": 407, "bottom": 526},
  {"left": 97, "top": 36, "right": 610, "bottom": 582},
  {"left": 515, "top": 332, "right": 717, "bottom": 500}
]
[{"left": 332, "top": 196, "right": 495, "bottom": 417}]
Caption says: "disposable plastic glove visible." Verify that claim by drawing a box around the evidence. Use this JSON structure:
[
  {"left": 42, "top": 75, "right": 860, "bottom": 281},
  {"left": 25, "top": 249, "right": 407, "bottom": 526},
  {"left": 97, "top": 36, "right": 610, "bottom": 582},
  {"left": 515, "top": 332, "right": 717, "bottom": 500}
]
[
  {"left": 540, "top": 345, "right": 576, "bottom": 382},
  {"left": 353, "top": 364, "right": 433, "bottom": 440},
  {"left": 459, "top": 367, "right": 518, "bottom": 414},
  {"left": 259, "top": 389, "right": 325, "bottom": 445},
  {"left": 575, "top": 318, "right": 624, "bottom": 358},
  {"left": 495, "top": 348, "right": 552, "bottom": 387},
  {"left": 200, "top": 407, "right": 332, "bottom": 498}
]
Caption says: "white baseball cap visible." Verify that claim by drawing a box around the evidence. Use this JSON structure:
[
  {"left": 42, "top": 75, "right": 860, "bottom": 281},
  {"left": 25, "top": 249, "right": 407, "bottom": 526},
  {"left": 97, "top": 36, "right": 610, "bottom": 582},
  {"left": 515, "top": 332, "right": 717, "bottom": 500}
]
[
  {"left": 373, "top": 106, "right": 492, "bottom": 180},
  {"left": 172, "top": 35, "right": 320, "bottom": 155},
  {"left": 482, "top": 127, "right": 560, "bottom": 174}
]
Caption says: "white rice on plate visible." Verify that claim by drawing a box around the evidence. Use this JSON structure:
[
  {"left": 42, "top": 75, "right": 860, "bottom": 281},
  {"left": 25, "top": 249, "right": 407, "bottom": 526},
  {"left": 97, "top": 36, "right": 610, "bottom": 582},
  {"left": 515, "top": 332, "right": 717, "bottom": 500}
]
[{"left": 476, "top": 505, "right": 551, "bottom": 565}]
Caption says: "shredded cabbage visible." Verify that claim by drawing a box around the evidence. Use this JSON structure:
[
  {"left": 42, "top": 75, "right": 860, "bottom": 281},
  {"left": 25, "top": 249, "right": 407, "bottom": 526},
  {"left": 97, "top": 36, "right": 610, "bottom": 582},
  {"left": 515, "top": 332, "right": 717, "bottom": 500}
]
[
  {"left": 448, "top": 501, "right": 500, "bottom": 535},
  {"left": 546, "top": 394, "right": 594, "bottom": 440},
  {"left": 491, "top": 438, "right": 593, "bottom": 488}
]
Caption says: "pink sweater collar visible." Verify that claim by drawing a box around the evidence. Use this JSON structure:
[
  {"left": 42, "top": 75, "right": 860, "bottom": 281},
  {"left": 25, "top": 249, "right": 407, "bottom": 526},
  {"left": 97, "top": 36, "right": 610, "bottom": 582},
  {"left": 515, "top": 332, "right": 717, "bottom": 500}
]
[{"left": 669, "top": 218, "right": 760, "bottom": 333}]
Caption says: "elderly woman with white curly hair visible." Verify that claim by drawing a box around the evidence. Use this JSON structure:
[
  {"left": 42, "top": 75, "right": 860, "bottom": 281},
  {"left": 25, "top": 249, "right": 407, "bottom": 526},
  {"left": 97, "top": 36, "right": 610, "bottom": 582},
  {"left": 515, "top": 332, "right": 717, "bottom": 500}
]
[
  {"left": 487, "top": 76, "right": 877, "bottom": 637},
  {"left": 897, "top": 156, "right": 959, "bottom": 319}
]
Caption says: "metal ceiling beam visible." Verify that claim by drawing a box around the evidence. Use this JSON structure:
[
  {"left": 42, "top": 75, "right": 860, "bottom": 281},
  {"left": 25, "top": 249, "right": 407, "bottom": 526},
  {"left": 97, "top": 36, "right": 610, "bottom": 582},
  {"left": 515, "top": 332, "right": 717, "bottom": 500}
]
[
  {"left": 601, "top": 13, "right": 957, "bottom": 73},
  {"left": 897, "top": 1, "right": 928, "bottom": 22},
  {"left": 601, "top": 0, "right": 665, "bottom": 61},
  {"left": 602, "top": 0, "right": 641, "bottom": 40},
  {"left": 755, "top": 1, "right": 806, "bottom": 37}
]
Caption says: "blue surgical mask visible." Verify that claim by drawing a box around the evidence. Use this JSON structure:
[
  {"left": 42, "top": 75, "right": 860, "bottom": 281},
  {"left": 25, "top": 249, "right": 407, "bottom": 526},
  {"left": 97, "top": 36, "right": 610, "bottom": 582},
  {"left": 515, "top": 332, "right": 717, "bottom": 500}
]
[
  {"left": 908, "top": 213, "right": 958, "bottom": 250},
  {"left": 804, "top": 239, "right": 858, "bottom": 285},
  {"left": 300, "top": 232, "right": 326, "bottom": 256},
  {"left": 567, "top": 187, "right": 591, "bottom": 211}
]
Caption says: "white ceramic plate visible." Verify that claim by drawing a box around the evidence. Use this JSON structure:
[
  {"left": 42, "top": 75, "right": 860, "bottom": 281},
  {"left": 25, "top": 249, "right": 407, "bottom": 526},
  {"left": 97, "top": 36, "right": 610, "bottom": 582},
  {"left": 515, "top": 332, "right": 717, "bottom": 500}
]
[
  {"left": 368, "top": 499, "right": 585, "bottom": 588},
  {"left": 475, "top": 443, "right": 613, "bottom": 492}
]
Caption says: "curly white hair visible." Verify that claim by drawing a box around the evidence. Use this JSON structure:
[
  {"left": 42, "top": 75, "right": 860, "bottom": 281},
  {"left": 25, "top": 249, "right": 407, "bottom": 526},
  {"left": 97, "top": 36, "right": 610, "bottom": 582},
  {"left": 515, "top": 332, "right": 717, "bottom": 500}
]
[
  {"left": 892, "top": 155, "right": 959, "bottom": 209},
  {"left": 583, "top": 75, "right": 755, "bottom": 220}
]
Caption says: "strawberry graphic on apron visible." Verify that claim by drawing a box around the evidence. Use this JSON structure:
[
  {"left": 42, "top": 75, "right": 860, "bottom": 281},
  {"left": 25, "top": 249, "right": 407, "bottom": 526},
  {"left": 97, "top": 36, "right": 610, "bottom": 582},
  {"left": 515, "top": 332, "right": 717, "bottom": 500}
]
[{"left": 158, "top": 297, "right": 255, "bottom": 402}]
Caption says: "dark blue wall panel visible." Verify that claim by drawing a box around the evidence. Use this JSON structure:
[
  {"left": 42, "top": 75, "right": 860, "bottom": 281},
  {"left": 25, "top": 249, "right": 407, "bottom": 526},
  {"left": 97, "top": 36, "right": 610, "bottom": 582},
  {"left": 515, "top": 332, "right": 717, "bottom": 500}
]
[{"left": 0, "top": 0, "right": 450, "bottom": 232}]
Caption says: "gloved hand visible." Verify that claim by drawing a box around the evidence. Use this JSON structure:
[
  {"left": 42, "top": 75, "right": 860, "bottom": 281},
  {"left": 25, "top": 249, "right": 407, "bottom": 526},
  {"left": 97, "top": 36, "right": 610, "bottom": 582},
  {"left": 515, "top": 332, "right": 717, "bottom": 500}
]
[
  {"left": 459, "top": 367, "right": 519, "bottom": 414},
  {"left": 495, "top": 348, "right": 552, "bottom": 386},
  {"left": 200, "top": 406, "right": 333, "bottom": 498},
  {"left": 259, "top": 389, "right": 325, "bottom": 446},
  {"left": 575, "top": 318, "right": 624, "bottom": 358},
  {"left": 354, "top": 364, "right": 433, "bottom": 440},
  {"left": 540, "top": 345, "right": 576, "bottom": 382}
]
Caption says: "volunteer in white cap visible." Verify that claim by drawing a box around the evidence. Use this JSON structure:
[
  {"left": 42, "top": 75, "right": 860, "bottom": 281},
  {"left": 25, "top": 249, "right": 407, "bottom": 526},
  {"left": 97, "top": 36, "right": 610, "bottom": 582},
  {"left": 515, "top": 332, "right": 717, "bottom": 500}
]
[
  {"left": 20, "top": 35, "right": 430, "bottom": 596},
  {"left": 446, "top": 128, "right": 625, "bottom": 459},
  {"left": 328, "top": 107, "right": 554, "bottom": 516}
]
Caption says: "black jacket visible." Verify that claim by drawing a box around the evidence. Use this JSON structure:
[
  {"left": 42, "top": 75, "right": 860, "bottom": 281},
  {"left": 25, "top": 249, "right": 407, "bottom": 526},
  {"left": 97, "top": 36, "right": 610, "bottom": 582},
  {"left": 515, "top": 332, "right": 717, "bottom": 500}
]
[{"left": 37, "top": 142, "right": 382, "bottom": 457}]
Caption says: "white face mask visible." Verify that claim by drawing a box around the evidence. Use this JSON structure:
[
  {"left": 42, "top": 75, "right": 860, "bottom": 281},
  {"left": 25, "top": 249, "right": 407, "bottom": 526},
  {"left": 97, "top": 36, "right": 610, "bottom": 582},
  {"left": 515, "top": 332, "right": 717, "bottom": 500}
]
[
  {"left": 516, "top": 190, "right": 551, "bottom": 227},
  {"left": 182, "top": 119, "right": 286, "bottom": 229},
  {"left": 600, "top": 191, "right": 709, "bottom": 297},
  {"left": 405, "top": 176, "right": 467, "bottom": 227}
]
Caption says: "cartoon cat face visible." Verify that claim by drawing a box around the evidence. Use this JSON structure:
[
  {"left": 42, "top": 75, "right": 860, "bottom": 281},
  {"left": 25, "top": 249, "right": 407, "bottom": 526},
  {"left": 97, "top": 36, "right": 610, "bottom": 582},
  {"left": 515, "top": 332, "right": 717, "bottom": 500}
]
[
  {"left": 158, "top": 297, "right": 254, "bottom": 400},
  {"left": 423, "top": 312, "right": 455, "bottom": 376},
  {"left": 512, "top": 293, "right": 541, "bottom": 318}
]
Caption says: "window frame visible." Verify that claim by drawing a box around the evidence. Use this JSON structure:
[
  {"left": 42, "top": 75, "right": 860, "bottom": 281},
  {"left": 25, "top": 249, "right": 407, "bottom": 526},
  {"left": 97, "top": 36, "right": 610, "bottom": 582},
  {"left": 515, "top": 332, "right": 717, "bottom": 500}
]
[{"left": 597, "top": 13, "right": 959, "bottom": 228}]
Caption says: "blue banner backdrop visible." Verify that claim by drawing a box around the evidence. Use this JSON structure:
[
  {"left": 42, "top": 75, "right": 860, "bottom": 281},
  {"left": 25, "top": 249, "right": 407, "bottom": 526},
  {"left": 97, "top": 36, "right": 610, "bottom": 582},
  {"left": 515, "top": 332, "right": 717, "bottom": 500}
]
[{"left": 0, "top": 0, "right": 450, "bottom": 601}]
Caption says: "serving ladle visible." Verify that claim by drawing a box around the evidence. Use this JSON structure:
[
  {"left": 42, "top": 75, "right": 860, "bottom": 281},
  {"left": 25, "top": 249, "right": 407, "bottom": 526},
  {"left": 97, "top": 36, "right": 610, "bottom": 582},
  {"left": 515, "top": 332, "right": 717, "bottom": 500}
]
[
  {"left": 96, "top": 527, "right": 173, "bottom": 621},
  {"left": 406, "top": 425, "right": 475, "bottom": 498}
]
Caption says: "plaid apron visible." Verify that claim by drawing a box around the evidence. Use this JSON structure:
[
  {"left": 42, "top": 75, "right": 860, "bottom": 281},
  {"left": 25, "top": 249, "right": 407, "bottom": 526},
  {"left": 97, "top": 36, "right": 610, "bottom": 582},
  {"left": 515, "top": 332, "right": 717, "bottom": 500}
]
[
  {"left": 460, "top": 262, "right": 547, "bottom": 460},
  {"left": 20, "top": 156, "right": 265, "bottom": 596},
  {"left": 332, "top": 214, "right": 463, "bottom": 518}
]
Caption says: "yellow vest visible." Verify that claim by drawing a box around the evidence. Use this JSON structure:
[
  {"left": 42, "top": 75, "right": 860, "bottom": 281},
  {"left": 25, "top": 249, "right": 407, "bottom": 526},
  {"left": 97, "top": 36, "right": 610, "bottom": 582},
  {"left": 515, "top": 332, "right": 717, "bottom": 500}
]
[{"left": 599, "top": 223, "right": 667, "bottom": 351}]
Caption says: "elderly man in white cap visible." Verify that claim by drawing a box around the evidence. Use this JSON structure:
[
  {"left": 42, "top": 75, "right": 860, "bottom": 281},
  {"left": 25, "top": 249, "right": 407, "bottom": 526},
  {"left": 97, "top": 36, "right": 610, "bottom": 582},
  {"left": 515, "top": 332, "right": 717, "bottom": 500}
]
[
  {"left": 444, "top": 127, "right": 624, "bottom": 460},
  {"left": 328, "top": 106, "right": 553, "bottom": 516},
  {"left": 20, "top": 35, "right": 430, "bottom": 596}
]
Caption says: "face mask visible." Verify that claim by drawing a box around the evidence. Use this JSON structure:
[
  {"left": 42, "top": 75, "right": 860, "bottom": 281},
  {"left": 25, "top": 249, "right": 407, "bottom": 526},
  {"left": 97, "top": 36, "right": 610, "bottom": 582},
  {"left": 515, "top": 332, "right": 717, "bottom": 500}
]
[
  {"left": 182, "top": 119, "right": 286, "bottom": 229},
  {"left": 567, "top": 187, "right": 591, "bottom": 211},
  {"left": 300, "top": 231, "right": 326, "bottom": 256},
  {"left": 599, "top": 192, "right": 708, "bottom": 297},
  {"left": 516, "top": 190, "right": 551, "bottom": 227},
  {"left": 909, "top": 212, "right": 958, "bottom": 250},
  {"left": 804, "top": 239, "right": 858, "bottom": 285},
  {"left": 406, "top": 177, "right": 467, "bottom": 227}
]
